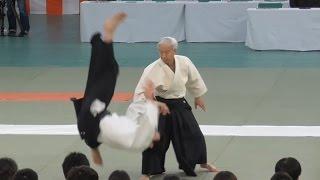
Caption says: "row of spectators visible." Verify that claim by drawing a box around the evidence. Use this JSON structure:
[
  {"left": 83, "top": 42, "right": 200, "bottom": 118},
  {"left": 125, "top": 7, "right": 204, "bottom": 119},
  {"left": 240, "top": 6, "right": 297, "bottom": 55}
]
[{"left": 0, "top": 152, "right": 301, "bottom": 180}]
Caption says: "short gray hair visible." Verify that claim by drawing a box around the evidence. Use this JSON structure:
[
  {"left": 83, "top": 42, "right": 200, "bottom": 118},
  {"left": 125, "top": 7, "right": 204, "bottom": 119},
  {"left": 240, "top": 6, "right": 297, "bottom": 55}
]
[{"left": 157, "top": 37, "right": 178, "bottom": 50}]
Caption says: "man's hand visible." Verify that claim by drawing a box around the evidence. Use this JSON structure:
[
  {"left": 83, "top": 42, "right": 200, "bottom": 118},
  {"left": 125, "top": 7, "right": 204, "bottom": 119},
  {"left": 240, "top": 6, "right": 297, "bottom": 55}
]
[
  {"left": 91, "top": 148, "right": 103, "bottom": 166},
  {"left": 195, "top": 96, "right": 206, "bottom": 111},
  {"left": 156, "top": 102, "right": 170, "bottom": 115}
]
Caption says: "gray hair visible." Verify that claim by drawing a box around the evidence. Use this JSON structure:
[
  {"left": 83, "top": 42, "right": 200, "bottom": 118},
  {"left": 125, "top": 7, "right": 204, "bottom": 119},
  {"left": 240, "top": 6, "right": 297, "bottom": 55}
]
[{"left": 157, "top": 37, "right": 178, "bottom": 50}]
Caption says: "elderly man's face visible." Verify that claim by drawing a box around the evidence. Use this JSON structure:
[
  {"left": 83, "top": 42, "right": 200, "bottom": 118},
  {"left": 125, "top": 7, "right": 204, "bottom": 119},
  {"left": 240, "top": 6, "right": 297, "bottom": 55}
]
[{"left": 158, "top": 43, "right": 176, "bottom": 65}]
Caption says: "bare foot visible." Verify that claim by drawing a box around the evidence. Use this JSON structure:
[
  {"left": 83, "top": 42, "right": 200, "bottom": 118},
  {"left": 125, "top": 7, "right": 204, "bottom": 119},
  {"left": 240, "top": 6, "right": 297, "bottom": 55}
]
[
  {"left": 103, "top": 12, "right": 127, "bottom": 42},
  {"left": 139, "top": 175, "right": 150, "bottom": 180},
  {"left": 112, "top": 12, "right": 127, "bottom": 23},
  {"left": 91, "top": 148, "right": 103, "bottom": 166},
  {"left": 200, "top": 163, "right": 219, "bottom": 173}
]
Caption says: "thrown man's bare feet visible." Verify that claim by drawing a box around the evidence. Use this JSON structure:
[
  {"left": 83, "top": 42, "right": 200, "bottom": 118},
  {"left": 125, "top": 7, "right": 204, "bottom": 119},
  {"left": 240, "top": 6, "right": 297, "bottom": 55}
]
[{"left": 103, "top": 12, "right": 127, "bottom": 43}]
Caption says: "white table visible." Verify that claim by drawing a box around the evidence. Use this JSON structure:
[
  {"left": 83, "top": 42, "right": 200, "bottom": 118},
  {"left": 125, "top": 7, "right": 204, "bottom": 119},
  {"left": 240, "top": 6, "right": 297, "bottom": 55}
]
[
  {"left": 246, "top": 8, "right": 320, "bottom": 51},
  {"left": 80, "top": 1, "right": 290, "bottom": 43},
  {"left": 80, "top": 1, "right": 185, "bottom": 42},
  {"left": 185, "top": 1, "right": 289, "bottom": 42}
]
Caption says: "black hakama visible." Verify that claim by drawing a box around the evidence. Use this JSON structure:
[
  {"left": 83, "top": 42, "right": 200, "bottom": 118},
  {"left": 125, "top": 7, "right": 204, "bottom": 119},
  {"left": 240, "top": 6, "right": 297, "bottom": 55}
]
[
  {"left": 71, "top": 33, "right": 119, "bottom": 149},
  {"left": 142, "top": 97, "right": 207, "bottom": 176}
]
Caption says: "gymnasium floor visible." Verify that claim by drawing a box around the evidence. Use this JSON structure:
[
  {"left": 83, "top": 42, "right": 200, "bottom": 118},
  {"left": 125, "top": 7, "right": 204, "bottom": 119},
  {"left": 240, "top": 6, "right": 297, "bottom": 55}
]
[{"left": 0, "top": 15, "right": 320, "bottom": 180}]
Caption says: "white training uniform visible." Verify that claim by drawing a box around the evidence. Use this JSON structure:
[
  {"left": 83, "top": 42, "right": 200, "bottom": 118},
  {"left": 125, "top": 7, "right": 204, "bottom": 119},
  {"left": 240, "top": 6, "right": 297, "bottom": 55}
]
[
  {"left": 92, "top": 100, "right": 158, "bottom": 152},
  {"left": 134, "top": 55, "right": 207, "bottom": 102}
]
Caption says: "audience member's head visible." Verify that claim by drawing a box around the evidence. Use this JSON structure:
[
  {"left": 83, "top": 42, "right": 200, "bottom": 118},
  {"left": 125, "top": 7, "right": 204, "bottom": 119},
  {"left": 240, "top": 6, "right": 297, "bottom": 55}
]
[
  {"left": 108, "top": 170, "right": 130, "bottom": 180},
  {"left": 13, "top": 168, "right": 38, "bottom": 180},
  {"left": 0, "top": 157, "right": 18, "bottom": 180},
  {"left": 275, "top": 157, "right": 301, "bottom": 180},
  {"left": 213, "top": 171, "right": 237, "bottom": 180},
  {"left": 62, "top": 152, "right": 90, "bottom": 178},
  {"left": 66, "top": 165, "right": 98, "bottom": 180},
  {"left": 271, "top": 172, "right": 293, "bottom": 180}
]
